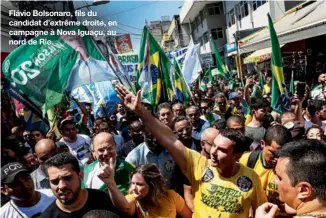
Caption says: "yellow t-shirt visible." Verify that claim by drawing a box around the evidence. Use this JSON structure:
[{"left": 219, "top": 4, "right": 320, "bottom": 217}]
[
  {"left": 125, "top": 189, "right": 185, "bottom": 218},
  {"left": 239, "top": 152, "right": 293, "bottom": 218},
  {"left": 183, "top": 148, "right": 267, "bottom": 218},
  {"left": 214, "top": 105, "right": 238, "bottom": 115}
]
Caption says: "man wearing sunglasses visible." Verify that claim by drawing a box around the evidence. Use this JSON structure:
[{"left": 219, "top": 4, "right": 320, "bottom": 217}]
[
  {"left": 31, "top": 129, "right": 44, "bottom": 144},
  {"left": 240, "top": 125, "right": 292, "bottom": 217},
  {"left": 31, "top": 139, "right": 58, "bottom": 190},
  {"left": 200, "top": 99, "right": 221, "bottom": 124},
  {"left": 1, "top": 162, "right": 55, "bottom": 218}
]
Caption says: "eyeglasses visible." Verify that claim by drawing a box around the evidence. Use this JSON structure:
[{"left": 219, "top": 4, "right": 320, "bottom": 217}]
[
  {"left": 202, "top": 140, "right": 214, "bottom": 146},
  {"left": 200, "top": 107, "right": 208, "bottom": 110}
]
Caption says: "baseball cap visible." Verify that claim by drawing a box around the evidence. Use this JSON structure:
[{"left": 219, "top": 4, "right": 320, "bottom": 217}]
[
  {"left": 229, "top": 92, "right": 239, "bottom": 100},
  {"left": 1, "top": 162, "right": 28, "bottom": 184}
]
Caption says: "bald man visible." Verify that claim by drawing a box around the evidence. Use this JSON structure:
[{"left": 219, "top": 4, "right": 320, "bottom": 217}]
[
  {"left": 200, "top": 128, "right": 219, "bottom": 158},
  {"left": 31, "top": 139, "right": 58, "bottom": 189},
  {"left": 82, "top": 132, "right": 134, "bottom": 195}
]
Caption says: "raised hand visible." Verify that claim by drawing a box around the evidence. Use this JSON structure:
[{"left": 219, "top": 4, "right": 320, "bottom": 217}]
[
  {"left": 255, "top": 202, "right": 279, "bottom": 218},
  {"left": 97, "top": 157, "right": 116, "bottom": 186},
  {"left": 115, "top": 84, "right": 142, "bottom": 112}
]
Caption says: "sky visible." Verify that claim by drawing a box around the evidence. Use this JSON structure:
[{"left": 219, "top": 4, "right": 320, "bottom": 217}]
[{"left": 74, "top": 1, "right": 183, "bottom": 53}]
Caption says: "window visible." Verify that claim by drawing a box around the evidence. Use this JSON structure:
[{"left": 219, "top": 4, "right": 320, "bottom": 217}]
[
  {"left": 208, "top": 3, "right": 220, "bottom": 16},
  {"left": 211, "top": 28, "right": 223, "bottom": 40},
  {"left": 238, "top": 1, "right": 249, "bottom": 20},
  {"left": 253, "top": 0, "right": 267, "bottom": 11},
  {"left": 203, "top": 32, "right": 209, "bottom": 44},
  {"left": 228, "top": 9, "right": 235, "bottom": 27}
]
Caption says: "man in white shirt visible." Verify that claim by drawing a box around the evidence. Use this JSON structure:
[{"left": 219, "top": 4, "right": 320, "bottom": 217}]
[
  {"left": 82, "top": 132, "right": 134, "bottom": 195},
  {"left": 1, "top": 162, "right": 55, "bottom": 218},
  {"left": 59, "top": 119, "right": 93, "bottom": 166}
]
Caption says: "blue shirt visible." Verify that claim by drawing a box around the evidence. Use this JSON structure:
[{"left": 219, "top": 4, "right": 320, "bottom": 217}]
[
  {"left": 125, "top": 142, "right": 175, "bottom": 188},
  {"left": 192, "top": 119, "right": 210, "bottom": 140}
]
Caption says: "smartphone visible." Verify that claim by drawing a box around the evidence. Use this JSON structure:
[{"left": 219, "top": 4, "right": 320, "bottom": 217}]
[{"left": 296, "top": 82, "right": 306, "bottom": 98}]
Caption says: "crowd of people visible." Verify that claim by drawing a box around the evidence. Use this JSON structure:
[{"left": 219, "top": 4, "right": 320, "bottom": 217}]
[{"left": 1, "top": 71, "right": 326, "bottom": 218}]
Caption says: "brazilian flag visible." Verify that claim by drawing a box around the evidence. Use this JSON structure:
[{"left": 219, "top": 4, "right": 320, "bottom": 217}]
[
  {"left": 268, "top": 14, "right": 290, "bottom": 113},
  {"left": 174, "top": 58, "right": 190, "bottom": 106},
  {"left": 136, "top": 26, "right": 175, "bottom": 107}
]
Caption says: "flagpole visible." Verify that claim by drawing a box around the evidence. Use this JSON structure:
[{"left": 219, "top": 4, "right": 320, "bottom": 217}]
[{"left": 89, "top": 29, "right": 135, "bottom": 94}]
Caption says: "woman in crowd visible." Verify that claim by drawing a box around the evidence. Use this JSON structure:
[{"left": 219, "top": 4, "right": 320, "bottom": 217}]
[
  {"left": 306, "top": 125, "right": 325, "bottom": 141},
  {"left": 98, "top": 163, "right": 192, "bottom": 218}
]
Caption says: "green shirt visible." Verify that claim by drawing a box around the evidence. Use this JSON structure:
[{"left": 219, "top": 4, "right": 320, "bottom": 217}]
[{"left": 82, "top": 158, "right": 134, "bottom": 195}]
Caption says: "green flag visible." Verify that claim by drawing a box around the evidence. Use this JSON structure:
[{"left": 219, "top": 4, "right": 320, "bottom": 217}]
[
  {"left": 210, "top": 36, "right": 229, "bottom": 80},
  {"left": 200, "top": 68, "right": 212, "bottom": 91},
  {"left": 259, "top": 72, "right": 264, "bottom": 90},
  {"left": 268, "top": 14, "right": 290, "bottom": 113},
  {"left": 2, "top": 25, "right": 120, "bottom": 116},
  {"left": 289, "top": 71, "right": 294, "bottom": 94}
]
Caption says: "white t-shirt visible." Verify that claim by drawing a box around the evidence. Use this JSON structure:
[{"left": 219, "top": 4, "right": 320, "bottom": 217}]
[
  {"left": 88, "top": 162, "right": 104, "bottom": 189},
  {"left": 60, "top": 134, "right": 91, "bottom": 165},
  {"left": 0, "top": 189, "right": 55, "bottom": 218}
]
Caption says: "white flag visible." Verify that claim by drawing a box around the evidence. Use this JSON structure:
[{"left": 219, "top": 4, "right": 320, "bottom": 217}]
[{"left": 181, "top": 39, "right": 202, "bottom": 85}]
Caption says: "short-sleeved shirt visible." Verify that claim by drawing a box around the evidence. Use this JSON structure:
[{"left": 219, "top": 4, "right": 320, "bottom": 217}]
[
  {"left": 39, "top": 189, "right": 125, "bottom": 218},
  {"left": 60, "top": 134, "right": 91, "bottom": 166},
  {"left": 125, "top": 189, "right": 185, "bottom": 218},
  {"left": 125, "top": 142, "right": 175, "bottom": 188},
  {"left": 31, "top": 166, "right": 50, "bottom": 190},
  {"left": 245, "top": 125, "right": 266, "bottom": 142},
  {"left": 183, "top": 148, "right": 267, "bottom": 218},
  {"left": 192, "top": 119, "right": 210, "bottom": 141},
  {"left": 240, "top": 152, "right": 290, "bottom": 217},
  {"left": 1, "top": 189, "right": 55, "bottom": 218}
]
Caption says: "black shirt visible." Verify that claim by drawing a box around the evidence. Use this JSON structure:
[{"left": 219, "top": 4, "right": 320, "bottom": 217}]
[{"left": 40, "top": 189, "right": 128, "bottom": 218}]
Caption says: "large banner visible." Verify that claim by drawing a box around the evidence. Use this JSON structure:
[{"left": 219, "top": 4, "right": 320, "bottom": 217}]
[
  {"left": 2, "top": 25, "right": 119, "bottom": 115},
  {"left": 117, "top": 54, "right": 138, "bottom": 82},
  {"left": 115, "top": 34, "right": 133, "bottom": 54}
]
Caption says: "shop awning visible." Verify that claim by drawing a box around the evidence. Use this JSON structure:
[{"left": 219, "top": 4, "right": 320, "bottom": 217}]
[
  {"left": 244, "top": 45, "right": 284, "bottom": 64},
  {"left": 240, "top": 1, "right": 326, "bottom": 53}
]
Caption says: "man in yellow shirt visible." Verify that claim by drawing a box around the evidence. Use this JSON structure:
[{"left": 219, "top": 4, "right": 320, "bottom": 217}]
[
  {"left": 255, "top": 139, "right": 326, "bottom": 218},
  {"left": 115, "top": 85, "right": 267, "bottom": 218},
  {"left": 214, "top": 92, "right": 238, "bottom": 120},
  {"left": 240, "top": 125, "right": 293, "bottom": 217}
]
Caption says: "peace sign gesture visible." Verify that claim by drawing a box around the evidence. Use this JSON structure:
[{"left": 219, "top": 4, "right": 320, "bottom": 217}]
[
  {"left": 115, "top": 85, "right": 142, "bottom": 113},
  {"left": 97, "top": 157, "right": 115, "bottom": 186}
]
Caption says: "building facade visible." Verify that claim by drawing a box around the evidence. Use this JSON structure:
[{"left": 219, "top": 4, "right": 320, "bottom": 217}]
[
  {"left": 179, "top": 0, "right": 227, "bottom": 67},
  {"left": 161, "top": 15, "right": 190, "bottom": 50},
  {"left": 148, "top": 18, "right": 171, "bottom": 45}
]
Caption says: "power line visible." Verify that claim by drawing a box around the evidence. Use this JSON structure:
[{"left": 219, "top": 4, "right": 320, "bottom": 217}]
[{"left": 103, "top": 1, "right": 159, "bottom": 17}]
